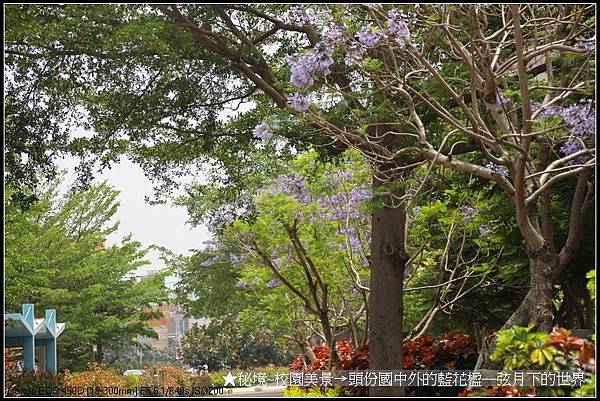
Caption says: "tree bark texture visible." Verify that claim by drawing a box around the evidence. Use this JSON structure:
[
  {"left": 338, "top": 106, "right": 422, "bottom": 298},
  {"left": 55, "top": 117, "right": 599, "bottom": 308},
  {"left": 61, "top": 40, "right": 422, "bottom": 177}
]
[{"left": 368, "top": 171, "right": 407, "bottom": 397}]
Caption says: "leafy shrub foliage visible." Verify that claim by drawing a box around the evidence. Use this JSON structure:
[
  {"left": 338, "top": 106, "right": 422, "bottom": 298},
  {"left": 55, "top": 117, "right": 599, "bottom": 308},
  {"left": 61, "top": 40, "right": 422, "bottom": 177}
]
[{"left": 460, "top": 326, "right": 595, "bottom": 397}]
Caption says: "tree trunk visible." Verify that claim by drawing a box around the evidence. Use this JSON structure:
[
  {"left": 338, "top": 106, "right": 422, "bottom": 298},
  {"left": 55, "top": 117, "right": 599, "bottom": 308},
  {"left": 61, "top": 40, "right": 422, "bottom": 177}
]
[
  {"left": 368, "top": 172, "right": 407, "bottom": 397},
  {"left": 501, "top": 246, "right": 556, "bottom": 331},
  {"left": 95, "top": 343, "right": 104, "bottom": 363},
  {"left": 526, "top": 247, "right": 556, "bottom": 332}
]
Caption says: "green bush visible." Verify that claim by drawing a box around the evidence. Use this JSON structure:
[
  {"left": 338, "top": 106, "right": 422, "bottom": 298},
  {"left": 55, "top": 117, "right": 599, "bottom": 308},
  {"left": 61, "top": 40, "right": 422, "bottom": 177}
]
[{"left": 284, "top": 386, "right": 341, "bottom": 397}]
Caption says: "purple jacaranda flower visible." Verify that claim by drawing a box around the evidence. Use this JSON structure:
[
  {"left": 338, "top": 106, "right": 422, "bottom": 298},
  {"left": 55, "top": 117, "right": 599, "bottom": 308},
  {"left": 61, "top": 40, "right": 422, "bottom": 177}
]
[
  {"left": 288, "top": 92, "right": 310, "bottom": 112},
  {"left": 574, "top": 37, "right": 595, "bottom": 52},
  {"left": 479, "top": 225, "right": 490, "bottom": 237},
  {"left": 485, "top": 161, "right": 510, "bottom": 177},
  {"left": 531, "top": 102, "right": 561, "bottom": 120},
  {"left": 388, "top": 9, "right": 411, "bottom": 47},
  {"left": 322, "top": 24, "right": 346, "bottom": 46},
  {"left": 356, "top": 26, "right": 387, "bottom": 47},
  {"left": 350, "top": 188, "right": 372, "bottom": 202},
  {"left": 560, "top": 138, "right": 590, "bottom": 165},
  {"left": 559, "top": 100, "right": 595, "bottom": 138},
  {"left": 288, "top": 45, "right": 334, "bottom": 88},
  {"left": 267, "top": 279, "right": 282, "bottom": 288},
  {"left": 496, "top": 92, "right": 511, "bottom": 107},
  {"left": 345, "top": 42, "right": 366, "bottom": 66},
  {"left": 253, "top": 121, "right": 273, "bottom": 140},
  {"left": 459, "top": 205, "right": 478, "bottom": 222},
  {"left": 201, "top": 256, "right": 218, "bottom": 267},
  {"left": 290, "top": 6, "right": 310, "bottom": 25}
]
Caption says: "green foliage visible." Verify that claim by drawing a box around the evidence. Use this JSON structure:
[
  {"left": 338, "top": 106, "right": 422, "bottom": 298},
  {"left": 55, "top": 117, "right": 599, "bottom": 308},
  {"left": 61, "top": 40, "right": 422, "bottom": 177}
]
[
  {"left": 284, "top": 386, "right": 341, "bottom": 397},
  {"left": 4, "top": 179, "right": 168, "bottom": 371},
  {"left": 586, "top": 270, "right": 595, "bottom": 302},
  {"left": 571, "top": 375, "right": 596, "bottom": 397},
  {"left": 180, "top": 319, "right": 292, "bottom": 371},
  {"left": 491, "top": 326, "right": 559, "bottom": 370}
]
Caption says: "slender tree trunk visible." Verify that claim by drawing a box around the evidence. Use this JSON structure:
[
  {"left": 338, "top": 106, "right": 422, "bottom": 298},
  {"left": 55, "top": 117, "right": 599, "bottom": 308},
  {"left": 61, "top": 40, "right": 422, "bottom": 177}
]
[
  {"left": 95, "top": 343, "right": 104, "bottom": 363},
  {"left": 368, "top": 171, "right": 407, "bottom": 397}
]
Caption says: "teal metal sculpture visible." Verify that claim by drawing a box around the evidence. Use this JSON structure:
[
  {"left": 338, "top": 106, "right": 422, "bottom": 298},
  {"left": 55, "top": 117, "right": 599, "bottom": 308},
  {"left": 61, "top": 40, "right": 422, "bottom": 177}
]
[{"left": 5, "top": 304, "right": 65, "bottom": 372}]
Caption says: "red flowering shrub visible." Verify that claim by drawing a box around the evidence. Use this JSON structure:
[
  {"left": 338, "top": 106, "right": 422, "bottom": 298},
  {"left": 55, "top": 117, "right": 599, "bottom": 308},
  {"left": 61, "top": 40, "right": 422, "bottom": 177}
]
[
  {"left": 290, "top": 331, "right": 477, "bottom": 373},
  {"left": 289, "top": 332, "right": 478, "bottom": 396},
  {"left": 63, "top": 362, "right": 130, "bottom": 397},
  {"left": 5, "top": 349, "right": 65, "bottom": 397}
]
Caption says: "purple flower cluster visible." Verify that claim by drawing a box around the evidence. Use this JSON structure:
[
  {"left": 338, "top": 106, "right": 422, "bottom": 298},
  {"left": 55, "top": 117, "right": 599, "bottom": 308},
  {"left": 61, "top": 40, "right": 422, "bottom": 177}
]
[
  {"left": 459, "top": 205, "right": 478, "bottom": 222},
  {"left": 337, "top": 227, "right": 362, "bottom": 250},
  {"left": 365, "top": 3, "right": 382, "bottom": 9},
  {"left": 356, "top": 26, "right": 387, "bottom": 47},
  {"left": 344, "top": 43, "right": 365, "bottom": 66},
  {"left": 201, "top": 255, "right": 219, "bottom": 267},
  {"left": 531, "top": 102, "right": 561, "bottom": 120},
  {"left": 253, "top": 121, "right": 274, "bottom": 140},
  {"left": 324, "top": 169, "right": 355, "bottom": 189},
  {"left": 207, "top": 214, "right": 235, "bottom": 233},
  {"left": 574, "top": 38, "right": 595, "bottom": 52},
  {"left": 479, "top": 225, "right": 490, "bottom": 237},
  {"left": 322, "top": 24, "right": 346, "bottom": 47},
  {"left": 266, "top": 279, "right": 282, "bottom": 288},
  {"left": 288, "top": 92, "right": 310, "bottom": 112},
  {"left": 236, "top": 281, "right": 249, "bottom": 290},
  {"left": 387, "top": 9, "right": 411, "bottom": 47},
  {"left": 265, "top": 173, "right": 312, "bottom": 203},
  {"left": 560, "top": 138, "right": 590, "bottom": 165},
  {"left": 288, "top": 44, "right": 334, "bottom": 88},
  {"left": 560, "top": 100, "right": 595, "bottom": 139},
  {"left": 350, "top": 188, "right": 372, "bottom": 202},
  {"left": 484, "top": 161, "right": 509, "bottom": 177},
  {"left": 230, "top": 254, "right": 247, "bottom": 265},
  {"left": 532, "top": 99, "right": 594, "bottom": 139},
  {"left": 291, "top": 6, "right": 310, "bottom": 25}
]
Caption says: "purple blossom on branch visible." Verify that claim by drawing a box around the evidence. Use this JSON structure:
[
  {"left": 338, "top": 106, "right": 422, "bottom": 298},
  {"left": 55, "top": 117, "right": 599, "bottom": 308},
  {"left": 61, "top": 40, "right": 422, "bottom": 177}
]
[
  {"left": 531, "top": 102, "right": 561, "bottom": 120},
  {"left": 479, "top": 225, "right": 490, "bottom": 237},
  {"left": 290, "top": 6, "right": 310, "bottom": 25},
  {"left": 356, "top": 26, "right": 387, "bottom": 47},
  {"left": 345, "top": 42, "right": 366, "bottom": 66},
  {"left": 484, "top": 161, "right": 509, "bottom": 177},
  {"left": 322, "top": 24, "right": 346, "bottom": 46},
  {"left": 559, "top": 100, "right": 595, "bottom": 138},
  {"left": 496, "top": 92, "right": 511, "bottom": 107},
  {"left": 288, "top": 45, "right": 334, "bottom": 88},
  {"left": 387, "top": 9, "right": 411, "bottom": 47},
  {"left": 560, "top": 138, "right": 590, "bottom": 165},
  {"left": 574, "top": 37, "right": 596, "bottom": 52},
  {"left": 267, "top": 279, "right": 282, "bottom": 288},
  {"left": 459, "top": 205, "right": 478, "bottom": 222},
  {"left": 253, "top": 121, "right": 274, "bottom": 140},
  {"left": 287, "top": 92, "right": 310, "bottom": 112},
  {"left": 236, "top": 281, "right": 249, "bottom": 290}
]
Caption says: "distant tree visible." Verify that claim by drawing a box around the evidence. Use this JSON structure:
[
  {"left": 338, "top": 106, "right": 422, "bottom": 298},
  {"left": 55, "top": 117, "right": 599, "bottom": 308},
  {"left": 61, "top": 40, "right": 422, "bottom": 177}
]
[
  {"left": 4, "top": 179, "right": 169, "bottom": 371},
  {"left": 180, "top": 319, "right": 292, "bottom": 370}
]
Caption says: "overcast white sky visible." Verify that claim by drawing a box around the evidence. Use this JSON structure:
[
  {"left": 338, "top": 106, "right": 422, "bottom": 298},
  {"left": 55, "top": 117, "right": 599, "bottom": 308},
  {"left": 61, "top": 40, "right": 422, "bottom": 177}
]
[{"left": 57, "top": 154, "right": 211, "bottom": 283}]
